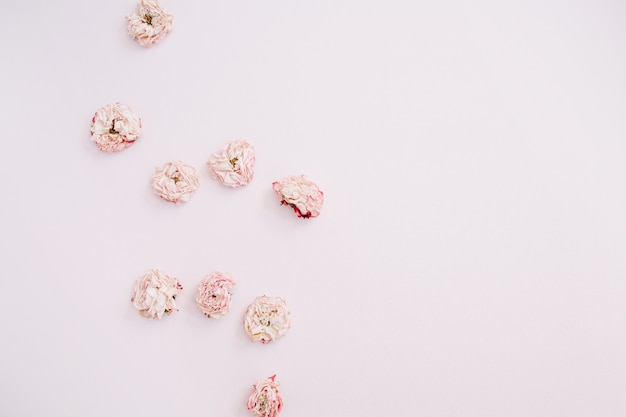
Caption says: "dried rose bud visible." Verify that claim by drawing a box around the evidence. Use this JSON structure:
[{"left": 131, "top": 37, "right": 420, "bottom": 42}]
[
  {"left": 131, "top": 269, "right": 182, "bottom": 319},
  {"left": 207, "top": 140, "right": 256, "bottom": 187},
  {"left": 196, "top": 272, "right": 236, "bottom": 318},
  {"left": 152, "top": 160, "right": 200, "bottom": 204},
  {"left": 247, "top": 375, "right": 283, "bottom": 417},
  {"left": 90, "top": 103, "right": 141, "bottom": 152},
  {"left": 272, "top": 175, "right": 324, "bottom": 218},
  {"left": 244, "top": 296, "right": 291, "bottom": 344},
  {"left": 126, "top": 0, "right": 173, "bottom": 47}
]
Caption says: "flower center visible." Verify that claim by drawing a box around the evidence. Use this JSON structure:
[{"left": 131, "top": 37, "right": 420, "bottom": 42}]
[
  {"left": 109, "top": 120, "right": 118, "bottom": 134},
  {"left": 142, "top": 14, "right": 153, "bottom": 25},
  {"left": 172, "top": 176, "right": 180, "bottom": 184},
  {"left": 258, "top": 397, "right": 269, "bottom": 412},
  {"left": 229, "top": 157, "right": 238, "bottom": 167}
]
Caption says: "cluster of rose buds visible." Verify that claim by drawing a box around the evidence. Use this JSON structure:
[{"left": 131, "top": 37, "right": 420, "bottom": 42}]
[
  {"left": 130, "top": 270, "right": 291, "bottom": 339},
  {"left": 130, "top": 268, "right": 288, "bottom": 416},
  {"left": 91, "top": 3, "right": 328, "bottom": 415},
  {"left": 91, "top": 104, "right": 324, "bottom": 217}
]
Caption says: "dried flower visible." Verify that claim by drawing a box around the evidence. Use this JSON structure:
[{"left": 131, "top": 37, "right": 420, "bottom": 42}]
[
  {"left": 207, "top": 140, "right": 256, "bottom": 187},
  {"left": 126, "top": 0, "right": 173, "bottom": 47},
  {"left": 244, "top": 296, "right": 291, "bottom": 343},
  {"left": 196, "top": 272, "right": 236, "bottom": 318},
  {"left": 247, "top": 375, "right": 283, "bottom": 417},
  {"left": 272, "top": 175, "right": 324, "bottom": 218},
  {"left": 131, "top": 269, "right": 182, "bottom": 319},
  {"left": 152, "top": 160, "right": 200, "bottom": 204},
  {"left": 90, "top": 103, "right": 141, "bottom": 152}
]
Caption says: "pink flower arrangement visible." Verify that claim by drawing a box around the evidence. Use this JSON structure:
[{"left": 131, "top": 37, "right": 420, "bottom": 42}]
[
  {"left": 244, "top": 296, "right": 291, "bottom": 344},
  {"left": 272, "top": 175, "right": 324, "bottom": 218},
  {"left": 152, "top": 160, "right": 200, "bottom": 204},
  {"left": 247, "top": 375, "right": 283, "bottom": 417},
  {"left": 126, "top": 0, "right": 173, "bottom": 47},
  {"left": 90, "top": 103, "right": 142, "bottom": 152},
  {"left": 196, "top": 272, "right": 236, "bottom": 318},
  {"left": 207, "top": 140, "right": 256, "bottom": 187},
  {"left": 131, "top": 269, "right": 183, "bottom": 319}
]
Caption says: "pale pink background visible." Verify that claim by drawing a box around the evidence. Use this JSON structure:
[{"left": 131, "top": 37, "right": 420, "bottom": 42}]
[{"left": 1, "top": 0, "right": 626, "bottom": 416}]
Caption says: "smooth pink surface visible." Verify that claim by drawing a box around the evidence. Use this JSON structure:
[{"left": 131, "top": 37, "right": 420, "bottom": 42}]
[{"left": 2, "top": 1, "right": 626, "bottom": 416}]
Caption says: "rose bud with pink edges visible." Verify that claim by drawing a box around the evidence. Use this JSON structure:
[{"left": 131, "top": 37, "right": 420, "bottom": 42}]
[
  {"left": 152, "top": 160, "right": 200, "bottom": 204},
  {"left": 196, "top": 272, "right": 236, "bottom": 318},
  {"left": 247, "top": 374, "right": 283, "bottom": 417},
  {"left": 272, "top": 175, "right": 324, "bottom": 218},
  {"left": 131, "top": 269, "right": 182, "bottom": 319},
  {"left": 207, "top": 140, "right": 256, "bottom": 187},
  {"left": 90, "top": 103, "right": 142, "bottom": 152},
  {"left": 244, "top": 296, "right": 291, "bottom": 344},
  {"left": 126, "top": 0, "right": 173, "bottom": 47}
]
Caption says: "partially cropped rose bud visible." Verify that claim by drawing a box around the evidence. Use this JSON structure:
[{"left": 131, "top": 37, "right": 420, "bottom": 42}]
[
  {"left": 126, "top": 0, "right": 173, "bottom": 47},
  {"left": 247, "top": 375, "right": 283, "bottom": 417}
]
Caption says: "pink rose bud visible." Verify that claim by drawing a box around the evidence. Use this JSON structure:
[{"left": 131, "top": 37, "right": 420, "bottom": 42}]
[
  {"left": 131, "top": 269, "right": 182, "bottom": 319},
  {"left": 90, "top": 103, "right": 142, "bottom": 152},
  {"left": 247, "top": 375, "right": 283, "bottom": 417},
  {"left": 126, "top": 0, "right": 173, "bottom": 47},
  {"left": 152, "top": 160, "right": 200, "bottom": 204},
  {"left": 272, "top": 175, "right": 324, "bottom": 218},
  {"left": 207, "top": 140, "right": 256, "bottom": 187},
  {"left": 244, "top": 296, "right": 291, "bottom": 344},
  {"left": 196, "top": 272, "right": 236, "bottom": 318}
]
